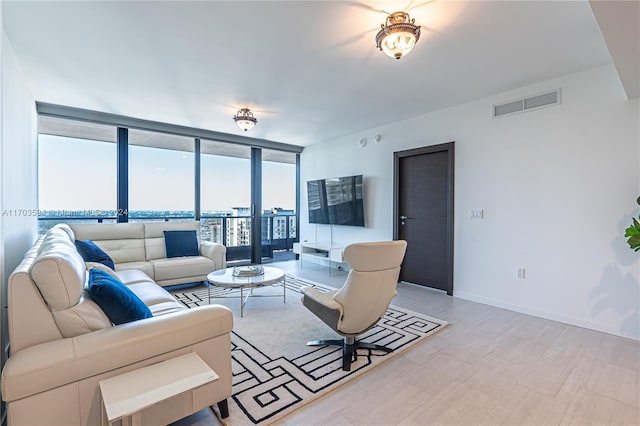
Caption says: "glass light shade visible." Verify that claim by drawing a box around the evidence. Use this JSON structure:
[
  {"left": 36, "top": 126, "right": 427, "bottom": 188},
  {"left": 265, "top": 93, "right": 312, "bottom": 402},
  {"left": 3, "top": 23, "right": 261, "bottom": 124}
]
[
  {"left": 379, "top": 31, "right": 417, "bottom": 59},
  {"left": 375, "top": 11, "right": 421, "bottom": 60},
  {"left": 233, "top": 108, "right": 257, "bottom": 132},
  {"left": 235, "top": 119, "right": 256, "bottom": 131}
]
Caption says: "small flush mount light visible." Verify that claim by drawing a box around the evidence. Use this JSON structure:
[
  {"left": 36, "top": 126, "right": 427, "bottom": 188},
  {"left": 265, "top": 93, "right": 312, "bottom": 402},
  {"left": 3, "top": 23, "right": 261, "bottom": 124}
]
[
  {"left": 375, "top": 11, "right": 421, "bottom": 60},
  {"left": 233, "top": 108, "right": 257, "bottom": 132}
]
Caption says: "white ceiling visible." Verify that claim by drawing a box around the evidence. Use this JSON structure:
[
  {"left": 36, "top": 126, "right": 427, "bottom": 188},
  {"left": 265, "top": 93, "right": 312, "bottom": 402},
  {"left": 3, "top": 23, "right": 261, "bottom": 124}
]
[{"left": 3, "top": 1, "right": 614, "bottom": 147}]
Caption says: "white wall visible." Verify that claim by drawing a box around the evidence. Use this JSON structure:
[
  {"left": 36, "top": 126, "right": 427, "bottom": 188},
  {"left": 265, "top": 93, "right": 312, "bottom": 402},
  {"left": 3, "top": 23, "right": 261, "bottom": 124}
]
[
  {"left": 0, "top": 4, "right": 4, "bottom": 400},
  {"left": 0, "top": 22, "right": 38, "bottom": 373},
  {"left": 301, "top": 64, "right": 640, "bottom": 340},
  {"left": 1, "top": 1, "right": 4, "bottom": 366}
]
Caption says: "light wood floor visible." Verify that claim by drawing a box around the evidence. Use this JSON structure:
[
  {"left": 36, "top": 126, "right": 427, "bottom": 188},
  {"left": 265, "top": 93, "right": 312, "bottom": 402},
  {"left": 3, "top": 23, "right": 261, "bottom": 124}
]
[{"left": 174, "top": 259, "right": 640, "bottom": 426}]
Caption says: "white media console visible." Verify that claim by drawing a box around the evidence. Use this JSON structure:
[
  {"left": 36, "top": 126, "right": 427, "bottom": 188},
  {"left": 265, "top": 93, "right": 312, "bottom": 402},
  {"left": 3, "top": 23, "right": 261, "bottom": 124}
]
[{"left": 293, "top": 242, "right": 347, "bottom": 273}]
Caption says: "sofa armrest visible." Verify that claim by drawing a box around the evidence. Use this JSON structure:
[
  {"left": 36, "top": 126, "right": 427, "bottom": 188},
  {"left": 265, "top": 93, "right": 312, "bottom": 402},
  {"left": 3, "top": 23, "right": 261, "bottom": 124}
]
[
  {"left": 1, "top": 304, "right": 232, "bottom": 402},
  {"left": 200, "top": 241, "right": 226, "bottom": 270}
]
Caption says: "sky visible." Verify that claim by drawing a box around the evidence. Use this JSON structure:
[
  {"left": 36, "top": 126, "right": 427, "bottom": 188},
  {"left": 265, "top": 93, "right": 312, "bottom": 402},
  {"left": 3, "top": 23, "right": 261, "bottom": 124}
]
[{"left": 38, "top": 135, "right": 296, "bottom": 212}]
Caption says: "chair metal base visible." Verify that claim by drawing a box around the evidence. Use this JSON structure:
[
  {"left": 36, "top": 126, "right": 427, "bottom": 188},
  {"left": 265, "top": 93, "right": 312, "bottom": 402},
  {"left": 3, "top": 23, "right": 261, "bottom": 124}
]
[{"left": 307, "top": 338, "right": 393, "bottom": 371}]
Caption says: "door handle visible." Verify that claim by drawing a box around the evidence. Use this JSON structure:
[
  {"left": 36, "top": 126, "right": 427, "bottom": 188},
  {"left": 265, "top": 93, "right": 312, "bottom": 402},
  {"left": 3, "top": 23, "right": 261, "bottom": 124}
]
[{"left": 400, "top": 216, "right": 410, "bottom": 220}]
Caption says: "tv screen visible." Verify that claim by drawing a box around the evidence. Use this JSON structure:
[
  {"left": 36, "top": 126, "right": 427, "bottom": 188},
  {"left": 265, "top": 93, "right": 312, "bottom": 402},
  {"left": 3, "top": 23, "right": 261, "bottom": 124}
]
[{"left": 307, "top": 175, "right": 364, "bottom": 227}]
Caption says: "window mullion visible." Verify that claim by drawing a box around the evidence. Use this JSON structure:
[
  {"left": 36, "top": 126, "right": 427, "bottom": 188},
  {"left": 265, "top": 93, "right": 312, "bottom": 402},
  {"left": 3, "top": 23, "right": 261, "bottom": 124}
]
[{"left": 117, "top": 127, "right": 128, "bottom": 223}]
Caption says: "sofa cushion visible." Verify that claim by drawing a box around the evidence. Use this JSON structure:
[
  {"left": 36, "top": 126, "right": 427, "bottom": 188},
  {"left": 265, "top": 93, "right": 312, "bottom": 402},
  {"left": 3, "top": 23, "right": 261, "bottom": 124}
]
[
  {"left": 115, "top": 261, "right": 155, "bottom": 279},
  {"left": 146, "top": 300, "right": 186, "bottom": 316},
  {"left": 93, "top": 239, "right": 146, "bottom": 264},
  {"left": 125, "top": 281, "right": 186, "bottom": 316},
  {"left": 70, "top": 223, "right": 147, "bottom": 263},
  {"left": 116, "top": 269, "right": 155, "bottom": 286},
  {"left": 51, "top": 293, "right": 112, "bottom": 337},
  {"left": 31, "top": 241, "right": 86, "bottom": 311},
  {"left": 126, "top": 281, "right": 180, "bottom": 306},
  {"left": 40, "top": 227, "right": 77, "bottom": 252},
  {"left": 87, "top": 269, "right": 153, "bottom": 325},
  {"left": 70, "top": 223, "right": 144, "bottom": 241},
  {"left": 164, "top": 230, "right": 199, "bottom": 258},
  {"left": 51, "top": 223, "right": 75, "bottom": 241},
  {"left": 75, "top": 240, "right": 115, "bottom": 269},
  {"left": 151, "top": 256, "right": 216, "bottom": 281}
]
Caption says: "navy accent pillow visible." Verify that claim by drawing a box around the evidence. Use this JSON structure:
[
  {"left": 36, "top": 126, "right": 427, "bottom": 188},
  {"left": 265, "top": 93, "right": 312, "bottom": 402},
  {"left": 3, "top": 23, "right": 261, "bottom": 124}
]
[
  {"left": 164, "top": 230, "right": 199, "bottom": 258},
  {"left": 87, "top": 269, "right": 153, "bottom": 325},
  {"left": 75, "top": 239, "right": 115, "bottom": 270}
]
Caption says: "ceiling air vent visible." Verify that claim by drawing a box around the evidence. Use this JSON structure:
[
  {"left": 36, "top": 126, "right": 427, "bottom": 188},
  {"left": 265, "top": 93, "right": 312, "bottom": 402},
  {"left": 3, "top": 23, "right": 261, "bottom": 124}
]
[{"left": 493, "top": 88, "right": 561, "bottom": 118}]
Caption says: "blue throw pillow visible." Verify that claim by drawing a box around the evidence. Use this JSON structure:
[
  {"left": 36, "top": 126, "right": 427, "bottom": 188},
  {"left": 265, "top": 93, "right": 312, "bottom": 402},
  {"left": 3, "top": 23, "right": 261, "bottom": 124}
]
[
  {"left": 88, "top": 269, "right": 153, "bottom": 325},
  {"left": 164, "top": 230, "right": 199, "bottom": 258},
  {"left": 75, "top": 240, "right": 115, "bottom": 270}
]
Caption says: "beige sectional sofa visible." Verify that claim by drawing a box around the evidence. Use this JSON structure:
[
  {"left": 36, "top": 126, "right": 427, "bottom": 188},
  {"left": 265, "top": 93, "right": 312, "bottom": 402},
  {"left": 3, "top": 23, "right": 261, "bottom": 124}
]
[
  {"left": 1, "top": 224, "right": 233, "bottom": 425},
  {"left": 69, "top": 221, "right": 226, "bottom": 287}
]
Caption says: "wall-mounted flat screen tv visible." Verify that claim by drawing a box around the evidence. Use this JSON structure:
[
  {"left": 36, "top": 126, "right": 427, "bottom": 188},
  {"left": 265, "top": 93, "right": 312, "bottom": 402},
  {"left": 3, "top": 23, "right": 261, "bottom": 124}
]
[{"left": 307, "top": 175, "right": 364, "bottom": 227}]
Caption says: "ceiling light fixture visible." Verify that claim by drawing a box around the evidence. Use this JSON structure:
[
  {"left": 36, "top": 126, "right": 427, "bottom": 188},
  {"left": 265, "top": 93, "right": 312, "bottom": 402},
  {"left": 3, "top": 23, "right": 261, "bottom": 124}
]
[
  {"left": 233, "top": 108, "right": 257, "bottom": 132},
  {"left": 375, "top": 11, "right": 421, "bottom": 60}
]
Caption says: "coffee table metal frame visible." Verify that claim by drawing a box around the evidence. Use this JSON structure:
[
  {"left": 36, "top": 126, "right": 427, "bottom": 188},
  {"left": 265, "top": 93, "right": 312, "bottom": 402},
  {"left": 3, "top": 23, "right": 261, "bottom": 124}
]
[{"left": 206, "top": 266, "right": 286, "bottom": 317}]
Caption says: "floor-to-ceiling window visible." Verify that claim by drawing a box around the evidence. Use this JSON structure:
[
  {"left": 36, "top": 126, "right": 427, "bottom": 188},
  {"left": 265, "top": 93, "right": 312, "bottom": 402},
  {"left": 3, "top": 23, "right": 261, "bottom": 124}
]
[
  {"left": 128, "top": 130, "right": 195, "bottom": 222},
  {"left": 262, "top": 149, "right": 297, "bottom": 253},
  {"left": 200, "top": 140, "right": 252, "bottom": 262},
  {"left": 37, "top": 117, "right": 117, "bottom": 233}
]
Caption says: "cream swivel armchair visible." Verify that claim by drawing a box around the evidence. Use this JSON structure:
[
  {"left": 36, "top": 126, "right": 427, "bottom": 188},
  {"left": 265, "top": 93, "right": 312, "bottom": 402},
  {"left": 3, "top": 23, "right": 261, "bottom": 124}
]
[{"left": 301, "top": 240, "right": 408, "bottom": 371}]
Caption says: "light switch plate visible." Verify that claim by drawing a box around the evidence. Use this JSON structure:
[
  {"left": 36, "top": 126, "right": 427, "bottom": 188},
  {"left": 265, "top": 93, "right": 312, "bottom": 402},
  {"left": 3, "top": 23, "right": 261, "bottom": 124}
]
[
  {"left": 517, "top": 268, "right": 526, "bottom": 279},
  {"left": 469, "top": 209, "right": 484, "bottom": 219}
]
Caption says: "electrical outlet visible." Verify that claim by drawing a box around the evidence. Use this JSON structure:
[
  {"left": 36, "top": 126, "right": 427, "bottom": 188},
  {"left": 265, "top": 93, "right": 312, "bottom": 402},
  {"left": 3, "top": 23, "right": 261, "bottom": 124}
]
[
  {"left": 469, "top": 209, "right": 484, "bottom": 219},
  {"left": 517, "top": 268, "right": 526, "bottom": 279}
]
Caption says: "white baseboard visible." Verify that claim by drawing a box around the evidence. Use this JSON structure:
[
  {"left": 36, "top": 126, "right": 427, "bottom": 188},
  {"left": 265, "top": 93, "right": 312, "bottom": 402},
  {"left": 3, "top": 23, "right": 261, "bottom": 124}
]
[{"left": 454, "top": 290, "right": 639, "bottom": 341}]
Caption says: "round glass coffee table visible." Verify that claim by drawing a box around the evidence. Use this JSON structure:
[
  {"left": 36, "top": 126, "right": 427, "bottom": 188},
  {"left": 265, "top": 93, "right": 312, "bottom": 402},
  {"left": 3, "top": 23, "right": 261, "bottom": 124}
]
[{"left": 206, "top": 266, "right": 286, "bottom": 317}]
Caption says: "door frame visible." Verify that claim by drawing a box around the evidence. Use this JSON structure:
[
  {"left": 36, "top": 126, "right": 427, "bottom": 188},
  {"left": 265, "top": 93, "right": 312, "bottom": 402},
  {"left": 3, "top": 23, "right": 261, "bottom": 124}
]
[{"left": 393, "top": 142, "right": 455, "bottom": 295}]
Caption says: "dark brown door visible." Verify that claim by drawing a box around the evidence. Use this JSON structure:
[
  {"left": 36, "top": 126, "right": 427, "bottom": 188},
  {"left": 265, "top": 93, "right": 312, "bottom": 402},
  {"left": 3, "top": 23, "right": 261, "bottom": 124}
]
[{"left": 394, "top": 143, "right": 454, "bottom": 295}]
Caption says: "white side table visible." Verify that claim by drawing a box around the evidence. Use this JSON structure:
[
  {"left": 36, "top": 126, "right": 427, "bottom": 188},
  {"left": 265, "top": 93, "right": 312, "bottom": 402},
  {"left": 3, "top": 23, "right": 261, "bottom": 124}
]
[{"left": 99, "top": 352, "right": 218, "bottom": 426}]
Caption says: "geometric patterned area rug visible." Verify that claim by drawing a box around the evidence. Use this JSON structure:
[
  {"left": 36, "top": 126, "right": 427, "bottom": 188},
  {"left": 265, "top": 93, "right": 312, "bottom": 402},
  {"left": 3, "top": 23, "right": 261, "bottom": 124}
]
[{"left": 171, "top": 275, "right": 447, "bottom": 425}]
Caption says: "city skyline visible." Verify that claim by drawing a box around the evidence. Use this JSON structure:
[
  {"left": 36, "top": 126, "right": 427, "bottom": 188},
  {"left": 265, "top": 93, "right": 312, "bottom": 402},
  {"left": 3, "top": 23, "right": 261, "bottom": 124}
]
[
  {"left": 37, "top": 208, "right": 295, "bottom": 218},
  {"left": 36, "top": 210, "right": 297, "bottom": 250}
]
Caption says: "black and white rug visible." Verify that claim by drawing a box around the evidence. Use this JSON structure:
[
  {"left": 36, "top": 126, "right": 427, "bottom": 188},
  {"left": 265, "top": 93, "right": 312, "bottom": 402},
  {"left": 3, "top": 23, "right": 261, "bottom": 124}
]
[{"left": 171, "top": 276, "right": 448, "bottom": 425}]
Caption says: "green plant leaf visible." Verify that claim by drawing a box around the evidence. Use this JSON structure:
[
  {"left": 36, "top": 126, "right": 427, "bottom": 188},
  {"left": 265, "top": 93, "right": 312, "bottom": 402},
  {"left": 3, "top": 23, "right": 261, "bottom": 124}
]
[
  {"left": 625, "top": 197, "right": 640, "bottom": 251},
  {"left": 627, "top": 226, "right": 640, "bottom": 250}
]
